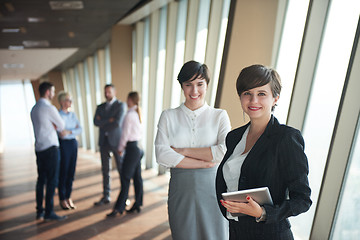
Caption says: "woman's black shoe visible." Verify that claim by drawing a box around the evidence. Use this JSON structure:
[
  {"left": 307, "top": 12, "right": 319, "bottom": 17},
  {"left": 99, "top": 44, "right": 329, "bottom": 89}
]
[
  {"left": 106, "top": 209, "right": 122, "bottom": 217},
  {"left": 126, "top": 205, "right": 141, "bottom": 213}
]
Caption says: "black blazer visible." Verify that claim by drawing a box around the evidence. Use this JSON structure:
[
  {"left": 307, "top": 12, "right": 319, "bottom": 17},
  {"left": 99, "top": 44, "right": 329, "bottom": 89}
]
[
  {"left": 216, "top": 115, "right": 311, "bottom": 229},
  {"left": 94, "top": 100, "right": 126, "bottom": 148}
]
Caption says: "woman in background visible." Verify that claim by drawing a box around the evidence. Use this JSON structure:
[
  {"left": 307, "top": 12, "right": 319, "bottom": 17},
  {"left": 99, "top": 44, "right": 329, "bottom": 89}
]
[
  {"left": 57, "top": 91, "right": 82, "bottom": 210},
  {"left": 107, "top": 91, "right": 143, "bottom": 217},
  {"left": 155, "top": 61, "right": 231, "bottom": 240},
  {"left": 216, "top": 64, "right": 311, "bottom": 239}
]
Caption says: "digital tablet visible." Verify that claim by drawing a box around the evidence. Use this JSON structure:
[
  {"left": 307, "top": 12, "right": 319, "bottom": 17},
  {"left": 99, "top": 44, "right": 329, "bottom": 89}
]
[{"left": 222, "top": 187, "right": 273, "bottom": 217}]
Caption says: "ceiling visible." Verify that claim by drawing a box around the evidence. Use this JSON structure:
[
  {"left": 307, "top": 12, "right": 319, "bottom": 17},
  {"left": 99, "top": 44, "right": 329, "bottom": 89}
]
[{"left": 0, "top": 0, "right": 148, "bottom": 80}]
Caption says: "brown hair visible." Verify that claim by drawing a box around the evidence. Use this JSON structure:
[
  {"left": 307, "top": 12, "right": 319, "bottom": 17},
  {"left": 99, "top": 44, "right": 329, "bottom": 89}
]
[
  {"left": 177, "top": 60, "right": 210, "bottom": 85},
  {"left": 236, "top": 64, "right": 281, "bottom": 111},
  {"left": 128, "top": 91, "right": 142, "bottom": 123}
]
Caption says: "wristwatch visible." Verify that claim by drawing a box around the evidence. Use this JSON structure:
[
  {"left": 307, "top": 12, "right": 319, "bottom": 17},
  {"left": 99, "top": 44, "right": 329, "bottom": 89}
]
[{"left": 256, "top": 206, "right": 267, "bottom": 222}]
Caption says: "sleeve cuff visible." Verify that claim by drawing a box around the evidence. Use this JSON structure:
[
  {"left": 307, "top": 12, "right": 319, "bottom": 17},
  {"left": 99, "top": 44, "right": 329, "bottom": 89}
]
[{"left": 256, "top": 207, "right": 267, "bottom": 222}]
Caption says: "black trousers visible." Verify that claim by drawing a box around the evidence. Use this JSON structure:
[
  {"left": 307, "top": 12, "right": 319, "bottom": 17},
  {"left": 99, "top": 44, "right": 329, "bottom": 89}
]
[
  {"left": 100, "top": 136, "right": 123, "bottom": 199},
  {"left": 35, "top": 146, "right": 60, "bottom": 216},
  {"left": 58, "top": 139, "right": 78, "bottom": 200},
  {"left": 114, "top": 141, "right": 143, "bottom": 212}
]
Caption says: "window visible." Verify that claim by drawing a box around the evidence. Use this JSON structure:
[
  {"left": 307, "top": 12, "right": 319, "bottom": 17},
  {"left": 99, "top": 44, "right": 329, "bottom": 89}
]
[
  {"left": 295, "top": 0, "right": 360, "bottom": 238},
  {"left": 331, "top": 115, "right": 360, "bottom": 239},
  {"left": 274, "top": 0, "right": 310, "bottom": 124}
]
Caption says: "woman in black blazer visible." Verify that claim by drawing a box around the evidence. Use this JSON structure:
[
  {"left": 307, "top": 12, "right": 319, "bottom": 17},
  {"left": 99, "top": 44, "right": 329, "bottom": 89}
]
[{"left": 216, "top": 64, "right": 312, "bottom": 240}]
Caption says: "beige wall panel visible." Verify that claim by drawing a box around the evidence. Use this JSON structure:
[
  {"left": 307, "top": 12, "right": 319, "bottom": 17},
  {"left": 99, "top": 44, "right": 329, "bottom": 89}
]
[
  {"left": 31, "top": 79, "right": 41, "bottom": 102},
  {"left": 47, "top": 71, "right": 64, "bottom": 109},
  {"left": 110, "top": 25, "right": 133, "bottom": 101},
  {"left": 217, "top": 0, "right": 279, "bottom": 129}
]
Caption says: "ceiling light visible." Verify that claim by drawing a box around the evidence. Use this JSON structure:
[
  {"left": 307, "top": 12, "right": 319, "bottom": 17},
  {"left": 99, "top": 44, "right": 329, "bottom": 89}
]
[
  {"left": 28, "top": 17, "right": 45, "bottom": 23},
  {"left": 3, "top": 63, "right": 24, "bottom": 69},
  {"left": 23, "top": 40, "right": 50, "bottom": 47},
  {"left": 2, "top": 28, "right": 20, "bottom": 33},
  {"left": 49, "top": 1, "right": 84, "bottom": 10},
  {"left": 8, "top": 45, "right": 24, "bottom": 50}
]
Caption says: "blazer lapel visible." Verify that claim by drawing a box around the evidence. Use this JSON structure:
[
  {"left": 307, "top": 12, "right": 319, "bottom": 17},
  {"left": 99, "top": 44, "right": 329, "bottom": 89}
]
[{"left": 240, "top": 115, "right": 279, "bottom": 177}]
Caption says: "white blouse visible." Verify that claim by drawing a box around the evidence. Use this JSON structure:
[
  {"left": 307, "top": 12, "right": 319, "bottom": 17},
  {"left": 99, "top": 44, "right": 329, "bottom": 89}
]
[
  {"left": 118, "top": 106, "right": 142, "bottom": 152},
  {"left": 155, "top": 103, "right": 231, "bottom": 168},
  {"left": 223, "top": 125, "right": 249, "bottom": 220}
]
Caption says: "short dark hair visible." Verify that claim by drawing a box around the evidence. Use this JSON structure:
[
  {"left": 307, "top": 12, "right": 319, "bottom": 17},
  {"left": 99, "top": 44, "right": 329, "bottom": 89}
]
[
  {"left": 236, "top": 64, "right": 281, "bottom": 111},
  {"left": 177, "top": 60, "right": 210, "bottom": 85},
  {"left": 39, "top": 82, "right": 54, "bottom": 97},
  {"left": 104, "top": 84, "right": 115, "bottom": 89},
  {"left": 236, "top": 64, "right": 281, "bottom": 97}
]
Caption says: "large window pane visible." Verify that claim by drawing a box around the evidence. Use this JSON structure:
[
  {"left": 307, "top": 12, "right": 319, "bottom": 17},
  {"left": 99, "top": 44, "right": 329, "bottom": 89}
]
[
  {"left": 331, "top": 115, "right": 360, "bottom": 239},
  {"left": 274, "top": 0, "right": 309, "bottom": 124},
  {"left": 296, "top": 0, "right": 360, "bottom": 239},
  {"left": 0, "top": 80, "right": 35, "bottom": 149}
]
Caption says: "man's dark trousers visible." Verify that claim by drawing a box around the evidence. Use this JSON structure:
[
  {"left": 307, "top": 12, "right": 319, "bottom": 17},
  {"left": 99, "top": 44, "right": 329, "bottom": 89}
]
[{"left": 35, "top": 146, "right": 60, "bottom": 217}]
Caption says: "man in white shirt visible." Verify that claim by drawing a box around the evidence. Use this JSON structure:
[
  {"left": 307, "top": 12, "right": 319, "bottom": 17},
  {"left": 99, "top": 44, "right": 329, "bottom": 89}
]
[{"left": 30, "top": 82, "right": 67, "bottom": 221}]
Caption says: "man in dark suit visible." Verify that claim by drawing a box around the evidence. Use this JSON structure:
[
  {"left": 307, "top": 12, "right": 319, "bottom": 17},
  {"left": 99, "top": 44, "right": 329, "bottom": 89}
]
[{"left": 94, "top": 84, "right": 126, "bottom": 205}]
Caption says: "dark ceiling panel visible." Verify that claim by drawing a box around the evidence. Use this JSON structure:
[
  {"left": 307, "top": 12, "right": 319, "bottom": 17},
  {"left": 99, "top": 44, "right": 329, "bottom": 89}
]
[{"left": 0, "top": 0, "right": 147, "bottom": 49}]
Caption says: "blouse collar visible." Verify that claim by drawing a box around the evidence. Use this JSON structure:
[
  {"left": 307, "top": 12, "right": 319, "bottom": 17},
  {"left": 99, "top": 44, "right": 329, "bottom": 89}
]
[
  {"left": 128, "top": 105, "right": 137, "bottom": 112},
  {"left": 180, "top": 102, "right": 209, "bottom": 118}
]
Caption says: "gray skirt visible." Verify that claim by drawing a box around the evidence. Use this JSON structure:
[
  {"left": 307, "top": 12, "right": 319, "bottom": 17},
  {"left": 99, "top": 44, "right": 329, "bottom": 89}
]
[{"left": 168, "top": 167, "right": 228, "bottom": 240}]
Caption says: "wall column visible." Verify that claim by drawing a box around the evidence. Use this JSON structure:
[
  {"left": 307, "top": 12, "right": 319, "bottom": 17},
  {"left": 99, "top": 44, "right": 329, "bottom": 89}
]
[
  {"left": 110, "top": 25, "right": 133, "bottom": 101},
  {"left": 215, "top": 0, "right": 279, "bottom": 128}
]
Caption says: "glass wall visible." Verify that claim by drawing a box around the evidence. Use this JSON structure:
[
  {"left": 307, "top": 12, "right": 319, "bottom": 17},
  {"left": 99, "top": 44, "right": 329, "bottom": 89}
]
[
  {"left": 299, "top": 0, "right": 360, "bottom": 238},
  {"left": 131, "top": 0, "right": 232, "bottom": 171},
  {"left": 331, "top": 116, "right": 360, "bottom": 239},
  {"left": 273, "top": 0, "right": 360, "bottom": 238},
  {"left": 274, "top": 0, "right": 310, "bottom": 124},
  {"left": 0, "top": 80, "right": 35, "bottom": 150}
]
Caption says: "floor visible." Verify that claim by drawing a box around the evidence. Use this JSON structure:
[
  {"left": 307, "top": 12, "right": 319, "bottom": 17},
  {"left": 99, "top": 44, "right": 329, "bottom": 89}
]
[{"left": 0, "top": 146, "right": 172, "bottom": 240}]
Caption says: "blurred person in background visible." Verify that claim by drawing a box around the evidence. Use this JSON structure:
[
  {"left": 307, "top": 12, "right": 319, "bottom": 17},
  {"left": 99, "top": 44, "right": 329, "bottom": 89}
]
[
  {"left": 57, "top": 91, "right": 82, "bottom": 210},
  {"left": 107, "top": 91, "right": 143, "bottom": 217},
  {"left": 93, "top": 84, "right": 126, "bottom": 206},
  {"left": 30, "top": 81, "right": 67, "bottom": 221}
]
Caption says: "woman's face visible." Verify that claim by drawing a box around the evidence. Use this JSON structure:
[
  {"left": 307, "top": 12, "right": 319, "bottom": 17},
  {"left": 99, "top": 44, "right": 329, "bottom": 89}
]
[
  {"left": 240, "top": 83, "right": 279, "bottom": 121},
  {"left": 61, "top": 96, "right": 72, "bottom": 109},
  {"left": 182, "top": 77, "right": 207, "bottom": 110}
]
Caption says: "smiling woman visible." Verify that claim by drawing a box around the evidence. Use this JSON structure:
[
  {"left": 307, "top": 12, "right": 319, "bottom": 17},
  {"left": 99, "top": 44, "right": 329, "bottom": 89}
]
[
  {"left": 155, "top": 60, "right": 231, "bottom": 240},
  {"left": 216, "top": 64, "right": 311, "bottom": 240}
]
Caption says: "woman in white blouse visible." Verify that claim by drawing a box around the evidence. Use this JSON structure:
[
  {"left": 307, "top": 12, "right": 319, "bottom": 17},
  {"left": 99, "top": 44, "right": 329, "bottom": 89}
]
[
  {"left": 155, "top": 60, "right": 231, "bottom": 239},
  {"left": 107, "top": 91, "right": 143, "bottom": 217}
]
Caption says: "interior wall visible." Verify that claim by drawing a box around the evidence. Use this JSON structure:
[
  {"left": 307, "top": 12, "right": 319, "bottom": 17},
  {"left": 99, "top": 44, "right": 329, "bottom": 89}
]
[
  {"left": 31, "top": 71, "right": 64, "bottom": 109},
  {"left": 217, "top": 0, "right": 279, "bottom": 129},
  {"left": 110, "top": 25, "right": 133, "bottom": 101}
]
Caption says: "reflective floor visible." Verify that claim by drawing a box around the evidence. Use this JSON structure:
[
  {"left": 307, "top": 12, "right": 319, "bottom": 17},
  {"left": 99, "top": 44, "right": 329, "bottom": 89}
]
[{"left": 0, "top": 146, "right": 171, "bottom": 240}]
